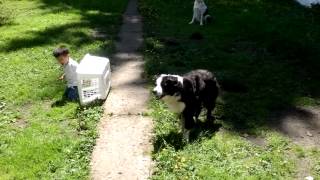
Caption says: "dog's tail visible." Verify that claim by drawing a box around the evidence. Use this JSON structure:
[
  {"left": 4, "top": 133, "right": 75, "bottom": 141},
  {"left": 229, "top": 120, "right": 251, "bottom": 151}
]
[{"left": 205, "top": 15, "right": 213, "bottom": 23}]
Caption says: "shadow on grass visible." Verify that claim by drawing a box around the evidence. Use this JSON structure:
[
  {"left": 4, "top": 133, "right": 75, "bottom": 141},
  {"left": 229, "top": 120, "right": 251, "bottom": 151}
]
[
  {"left": 1, "top": 0, "right": 127, "bottom": 53},
  {"left": 154, "top": 131, "right": 184, "bottom": 152},
  {"left": 190, "top": 122, "right": 222, "bottom": 142},
  {"left": 154, "top": 123, "right": 222, "bottom": 152},
  {"left": 2, "top": 23, "right": 90, "bottom": 52},
  {"left": 2, "top": 0, "right": 145, "bottom": 70}
]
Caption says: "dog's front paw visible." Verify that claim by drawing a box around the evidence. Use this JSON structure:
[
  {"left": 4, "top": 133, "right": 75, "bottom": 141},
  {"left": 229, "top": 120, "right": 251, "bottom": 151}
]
[
  {"left": 189, "top": 21, "right": 194, "bottom": 24},
  {"left": 183, "top": 130, "right": 190, "bottom": 143},
  {"left": 200, "top": 23, "right": 203, "bottom": 26}
]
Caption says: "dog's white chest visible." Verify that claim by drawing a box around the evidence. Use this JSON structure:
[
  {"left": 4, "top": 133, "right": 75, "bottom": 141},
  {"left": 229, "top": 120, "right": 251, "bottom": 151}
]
[{"left": 162, "top": 95, "right": 186, "bottom": 113}]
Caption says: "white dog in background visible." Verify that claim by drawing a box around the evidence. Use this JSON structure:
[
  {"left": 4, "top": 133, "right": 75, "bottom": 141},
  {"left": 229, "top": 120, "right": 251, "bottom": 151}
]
[{"left": 189, "top": 0, "right": 211, "bottom": 26}]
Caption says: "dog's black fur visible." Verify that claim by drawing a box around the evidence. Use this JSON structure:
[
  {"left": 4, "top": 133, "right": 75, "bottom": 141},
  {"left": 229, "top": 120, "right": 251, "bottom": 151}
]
[
  {"left": 180, "top": 70, "right": 219, "bottom": 128},
  {"left": 153, "top": 69, "right": 219, "bottom": 139}
]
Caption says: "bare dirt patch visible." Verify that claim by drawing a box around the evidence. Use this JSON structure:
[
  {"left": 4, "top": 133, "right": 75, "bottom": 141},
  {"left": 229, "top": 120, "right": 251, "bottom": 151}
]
[
  {"left": 244, "top": 135, "right": 266, "bottom": 147},
  {"left": 13, "top": 118, "right": 28, "bottom": 128},
  {"left": 270, "top": 106, "right": 320, "bottom": 148},
  {"left": 295, "top": 156, "right": 313, "bottom": 179}
]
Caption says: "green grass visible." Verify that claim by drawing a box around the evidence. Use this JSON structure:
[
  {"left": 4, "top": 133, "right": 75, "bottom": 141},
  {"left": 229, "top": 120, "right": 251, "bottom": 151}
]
[
  {"left": 150, "top": 98, "right": 305, "bottom": 179},
  {"left": 0, "top": 0, "right": 127, "bottom": 179},
  {"left": 139, "top": 0, "right": 320, "bottom": 179}
]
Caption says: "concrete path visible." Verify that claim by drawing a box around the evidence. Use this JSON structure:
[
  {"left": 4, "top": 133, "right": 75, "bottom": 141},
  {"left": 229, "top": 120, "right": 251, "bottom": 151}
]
[{"left": 90, "top": 0, "right": 153, "bottom": 179}]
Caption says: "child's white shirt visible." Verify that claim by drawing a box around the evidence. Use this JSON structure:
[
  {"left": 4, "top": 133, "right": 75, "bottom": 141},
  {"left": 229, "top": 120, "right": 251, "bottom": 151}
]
[{"left": 63, "top": 58, "right": 78, "bottom": 87}]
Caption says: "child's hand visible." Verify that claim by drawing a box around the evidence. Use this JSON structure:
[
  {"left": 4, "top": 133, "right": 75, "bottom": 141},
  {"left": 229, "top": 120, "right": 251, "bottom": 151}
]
[{"left": 58, "top": 74, "right": 65, "bottom": 80}]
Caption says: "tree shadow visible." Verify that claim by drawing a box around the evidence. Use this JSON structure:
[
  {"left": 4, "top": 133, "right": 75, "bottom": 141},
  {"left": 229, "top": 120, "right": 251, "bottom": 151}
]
[
  {"left": 154, "top": 131, "right": 184, "bottom": 153},
  {"left": 1, "top": 0, "right": 127, "bottom": 53},
  {"left": 39, "top": 0, "right": 128, "bottom": 13},
  {"left": 37, "top": 0, "right": 142, "bottom": 69},
  {"left": 1, "top": 23, "right": 90, "bottom": 52},
  {"left": 190, "top": 122, "right": 222, "bottom": 141}
]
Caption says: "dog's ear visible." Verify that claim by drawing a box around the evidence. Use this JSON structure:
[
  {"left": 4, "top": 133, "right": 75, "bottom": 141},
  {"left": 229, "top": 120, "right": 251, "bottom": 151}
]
[{"left": 166, "top": 76, "right": 179, "bottom": 85}]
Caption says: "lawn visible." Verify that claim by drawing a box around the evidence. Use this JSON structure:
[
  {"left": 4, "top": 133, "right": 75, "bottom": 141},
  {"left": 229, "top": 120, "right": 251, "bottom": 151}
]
[
  {"left": 139, "top": 0, "right": 320, "bottom": 179},
  {"left": 0, "top": 0, "right": 127, "bottom": 179}
]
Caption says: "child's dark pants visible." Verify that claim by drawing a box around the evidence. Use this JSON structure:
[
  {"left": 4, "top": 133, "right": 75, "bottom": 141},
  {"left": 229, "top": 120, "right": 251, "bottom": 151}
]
[{"left": 63, "top": 86, "right": 79, "bottom": 101}]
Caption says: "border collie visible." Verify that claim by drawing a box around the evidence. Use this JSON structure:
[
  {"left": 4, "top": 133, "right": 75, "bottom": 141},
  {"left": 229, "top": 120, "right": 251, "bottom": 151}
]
[
  {"left": 189, "top": 0, "right": 212, "bottom": 26},
  {"left": 153, "top": 69, "right": 219, "bottom": 141}
]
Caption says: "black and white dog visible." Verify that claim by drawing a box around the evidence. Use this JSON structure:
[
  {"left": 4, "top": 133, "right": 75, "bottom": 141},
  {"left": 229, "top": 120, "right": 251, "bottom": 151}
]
[
  {"left": 153, "top": 69, "right": 219, "bottom": 141},
  {"left": 189, "top": 0, "right": 212, "bottom": 26}
]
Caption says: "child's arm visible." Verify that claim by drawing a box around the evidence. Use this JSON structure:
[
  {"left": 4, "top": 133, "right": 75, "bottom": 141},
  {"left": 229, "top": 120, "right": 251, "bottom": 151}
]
[{"left": 58, "top": 73, "right": 65, "bottom": 80}]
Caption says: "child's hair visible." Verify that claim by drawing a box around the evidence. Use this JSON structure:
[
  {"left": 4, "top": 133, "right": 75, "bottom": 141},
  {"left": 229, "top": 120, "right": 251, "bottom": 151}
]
[{"left": 53, "top": 46, "right": 69, "bottom": 58}]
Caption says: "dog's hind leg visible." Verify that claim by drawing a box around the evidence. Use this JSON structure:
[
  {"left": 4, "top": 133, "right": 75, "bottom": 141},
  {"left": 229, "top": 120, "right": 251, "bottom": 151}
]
[
  {"left": 205, "top": 104, "right": 215, "bottom": 121},
  {"left": 204, "top": 79, "right": 219, "bottom": 122},
  {"left": 182, "top": 108, "right": 196, "bottom": 142},
  {"left": 203, "top": 97, "right": 216, "bottom": 122},
  {"left": 200, "top": 14, "right": 204, "bottom": 26}
]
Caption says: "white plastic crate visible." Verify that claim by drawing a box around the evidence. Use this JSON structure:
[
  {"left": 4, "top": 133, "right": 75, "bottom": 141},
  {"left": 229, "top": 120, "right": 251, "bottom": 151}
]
[{"left": 76, "top": 54, "right": 111, "bottom": 105}]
